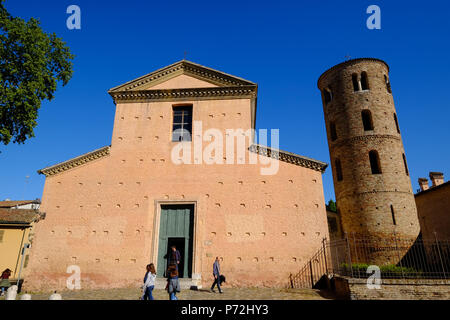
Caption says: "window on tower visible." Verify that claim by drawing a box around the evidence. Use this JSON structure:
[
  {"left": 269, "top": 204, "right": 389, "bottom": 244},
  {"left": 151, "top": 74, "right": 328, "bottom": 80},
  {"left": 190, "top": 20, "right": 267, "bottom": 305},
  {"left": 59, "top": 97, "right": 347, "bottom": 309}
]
[
  {"left": 335, "top": 158, "right": 343, "bottom": 181},
  {"left": 393, "top": 113, "right": 400, "bottom": 133},
  {"left": 402, "top": 153, "right": 409, "bottom": 176},
  {"left": 384, "top": 75, "right": 392, "bottom": 93},
  {"left": 330, "top": 121, "right": 337, "bottom": 141},
  {"left": 362, "top": 110, "right": 374, "bottom": 131},
  {"left": 361, "top": 72, "right": 369, "bottom": 90},
  {"left": 352, "top": 74, "right": 359, "bottom": 92},
  {"left": 323, "top": 87, "right": 332, "bottom": 104},
  {"left": 172, "top": 105, "right": 193, "bottom": 142},
  {"left": 390, "top": 205, "right": 397, "bottom": 225},
  {"left": 369, "top": 150, "right": 382, "bottom": 174}
]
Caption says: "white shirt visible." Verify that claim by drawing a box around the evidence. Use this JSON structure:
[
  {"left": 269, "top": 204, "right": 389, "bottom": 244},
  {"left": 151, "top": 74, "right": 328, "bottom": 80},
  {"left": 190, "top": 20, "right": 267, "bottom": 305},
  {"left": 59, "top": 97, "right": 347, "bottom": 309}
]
[{"left": 143, "top": 272, "right": 156, "bottom": 290}]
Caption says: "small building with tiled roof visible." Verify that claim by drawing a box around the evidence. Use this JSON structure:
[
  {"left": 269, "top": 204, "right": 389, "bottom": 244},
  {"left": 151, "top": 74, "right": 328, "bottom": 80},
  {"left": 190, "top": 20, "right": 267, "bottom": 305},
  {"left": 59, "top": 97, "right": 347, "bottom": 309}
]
[
  {"left": 0, "top": 199, "right": 41, "bottom": 210},
  {"left": 415, "top": 172, "right": 450, "bottom": 242},
  {"left": 0, "top": 207, "right": 45, "bottom": 280},
  {"left": 0, "top": 208, "right": 41, "bottom": 225}
]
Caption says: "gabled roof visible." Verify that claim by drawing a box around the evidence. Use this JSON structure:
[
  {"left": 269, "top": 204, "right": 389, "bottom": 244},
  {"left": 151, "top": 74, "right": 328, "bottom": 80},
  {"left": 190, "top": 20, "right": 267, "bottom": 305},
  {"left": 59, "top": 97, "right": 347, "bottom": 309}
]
[
  {"left": 109, "top": 60, "right": 256, "bottom": 92},
  {"left": 37, "top": 146, "right": 111, "bottom": 177},
  {"left": 0, "top": 200, "right": 40, "bottom": 208},
  {"left": 249, "top": 144, "right": 328, "bottom": 173},
  {"left": 108, "top": 60, "right": 258, "bottom": 103}
]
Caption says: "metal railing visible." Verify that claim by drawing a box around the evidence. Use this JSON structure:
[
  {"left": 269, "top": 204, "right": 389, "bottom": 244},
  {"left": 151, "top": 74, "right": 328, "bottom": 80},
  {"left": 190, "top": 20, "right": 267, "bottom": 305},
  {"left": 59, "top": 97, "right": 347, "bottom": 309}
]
[{"left": 289, "top": 234, "right": 450, "bottom": 288}]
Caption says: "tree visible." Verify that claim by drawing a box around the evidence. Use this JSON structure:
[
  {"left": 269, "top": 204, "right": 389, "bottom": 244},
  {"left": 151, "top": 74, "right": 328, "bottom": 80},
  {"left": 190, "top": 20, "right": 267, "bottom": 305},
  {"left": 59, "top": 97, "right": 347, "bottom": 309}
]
[
  {"left": 0, "top": 0, "right": 74, "bottom": 145},
  {"left": 327, "top": 199, "right": 337, "bottom": 212}
]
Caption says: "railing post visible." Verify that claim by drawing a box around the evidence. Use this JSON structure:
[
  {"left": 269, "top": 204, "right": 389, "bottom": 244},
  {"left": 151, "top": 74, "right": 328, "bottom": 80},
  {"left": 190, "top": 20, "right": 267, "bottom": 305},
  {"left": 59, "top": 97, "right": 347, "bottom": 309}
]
[
  {"left": 352, "top": 232, "right": 360, "bottom": 278},
  {"left": 393, "top": 229, "right": 405, "bottom": 279},
  {"left": 323, "top": 237, "right": 328, "bottom": 275},
  {"left": 309, "top": 260, "right": 314, "bottom": 288},
  {"left": 345, "top": 232, "right": 353, "bottom": 278},
  {"left": 434, "top": 232, "right": 446, "bottom": 279}
]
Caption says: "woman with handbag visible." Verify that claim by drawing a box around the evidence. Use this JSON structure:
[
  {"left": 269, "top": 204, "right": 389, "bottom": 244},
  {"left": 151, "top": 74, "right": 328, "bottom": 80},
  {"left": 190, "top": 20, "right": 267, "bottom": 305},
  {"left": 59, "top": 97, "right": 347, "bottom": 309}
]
[{"left": 166, "top": 264, "right": 180, "bottom": 300}]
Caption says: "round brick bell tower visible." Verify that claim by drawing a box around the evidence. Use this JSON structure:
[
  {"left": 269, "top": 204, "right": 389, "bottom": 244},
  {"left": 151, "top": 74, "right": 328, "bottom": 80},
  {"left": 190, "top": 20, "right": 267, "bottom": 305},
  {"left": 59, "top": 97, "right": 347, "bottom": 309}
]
[{"left": 318, "top": 58, "right": 420, "bottom": 243}]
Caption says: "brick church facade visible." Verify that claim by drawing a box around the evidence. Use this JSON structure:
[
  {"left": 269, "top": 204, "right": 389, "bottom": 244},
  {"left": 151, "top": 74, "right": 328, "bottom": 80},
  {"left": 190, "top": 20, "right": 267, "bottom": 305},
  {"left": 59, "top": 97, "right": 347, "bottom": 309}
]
[{"left": 25, "top": 60, "right": 329, "bottom": 290}]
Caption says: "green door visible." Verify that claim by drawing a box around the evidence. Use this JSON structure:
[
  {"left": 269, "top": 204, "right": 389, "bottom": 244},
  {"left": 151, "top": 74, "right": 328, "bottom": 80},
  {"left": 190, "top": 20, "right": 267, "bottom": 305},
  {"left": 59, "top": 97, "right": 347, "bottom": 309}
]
[{"left": 157, "top": 204, "right": 194, "bottom": 278}]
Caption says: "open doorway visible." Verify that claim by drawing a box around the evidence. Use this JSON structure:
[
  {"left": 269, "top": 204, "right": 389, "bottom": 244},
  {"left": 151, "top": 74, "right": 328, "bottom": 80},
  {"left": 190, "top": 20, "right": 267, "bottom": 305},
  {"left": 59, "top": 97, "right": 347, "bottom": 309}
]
[
  {"left": 157, "top": 204, "right": 194, "bottom": 278},
  {"left": 167, "top": 237, "right": 186, "bottom": 278}
]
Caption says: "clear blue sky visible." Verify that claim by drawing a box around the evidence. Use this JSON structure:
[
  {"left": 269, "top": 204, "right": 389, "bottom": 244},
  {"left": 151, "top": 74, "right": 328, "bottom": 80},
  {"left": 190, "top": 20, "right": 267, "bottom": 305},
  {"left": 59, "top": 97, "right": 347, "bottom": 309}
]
[{"left": 1, "top": 0, "right": 449, "bottom": 203}]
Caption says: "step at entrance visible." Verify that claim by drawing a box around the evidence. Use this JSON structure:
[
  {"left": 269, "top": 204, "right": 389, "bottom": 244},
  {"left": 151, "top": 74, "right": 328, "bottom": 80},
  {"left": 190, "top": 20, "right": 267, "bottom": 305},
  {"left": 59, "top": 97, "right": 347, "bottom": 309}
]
[{"left": 155, "top": 277, "right": 202, "bottom": 290}]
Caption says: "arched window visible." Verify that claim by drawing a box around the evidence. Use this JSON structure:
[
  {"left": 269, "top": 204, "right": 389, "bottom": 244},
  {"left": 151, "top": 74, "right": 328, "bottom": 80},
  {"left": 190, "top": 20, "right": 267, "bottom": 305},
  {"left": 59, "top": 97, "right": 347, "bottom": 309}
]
[
  {"left": 393, "top": 113, "right": 400, "bottom": 133},
  {"left": 390, "top": 205, "right": 397, "bottom": 225},
  {"left": 335, "top": 158, "right": 343, "bottom": 181},
  {"left": 384, "top": 75, "right": 392, "bottom": 93},
  {"left": 323, "top": 87, "right": 332, "bottom": 104},
  {"left": 402, "top": 153, "right": 409, "bottom": 176},
  {"left": 361, "top": 110, "right": 374, "bottom": 131},
  {"left": 369, "top": 150, "right": 382, "bottom": 174},
  {"left": 361, "top": 72, "right": 369, "bottom": 90},
  {"left": 352, "top": 74, "right": 359, "bottom": 92},
  {"left": 330, "top": 121, "right": 337, "bottom": 141}
]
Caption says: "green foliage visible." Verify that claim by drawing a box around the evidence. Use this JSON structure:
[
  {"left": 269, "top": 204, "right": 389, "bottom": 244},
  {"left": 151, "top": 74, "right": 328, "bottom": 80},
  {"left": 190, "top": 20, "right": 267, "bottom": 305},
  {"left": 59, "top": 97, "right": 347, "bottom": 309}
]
[
  {"left": 326, "top": 199, "right": 337, "bottom": 212},
  {"left": 341, "top": 263, "right": 423, "bottom": 278},
  {"left": 0, "top": 0, "right": 74, "bottom": 145}
]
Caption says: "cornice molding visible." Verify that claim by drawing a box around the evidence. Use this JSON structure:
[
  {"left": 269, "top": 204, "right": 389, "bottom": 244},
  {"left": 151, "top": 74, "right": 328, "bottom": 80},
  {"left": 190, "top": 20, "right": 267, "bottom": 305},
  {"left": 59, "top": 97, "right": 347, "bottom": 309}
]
[
  {"left": 110, "top": 86, "right": 257, "bottom": 103},
  {"left": 183, "top": 63, "right": 254, "bottom": 87},
  {"left": 38, "top": 143, "right": 327, "bottom": 177},
  {"left": 38, "top": 146, "right": 110, "bottom": 177},
  {"left": 249, "top": 144, "right": 328, "bottom": 173},
  {"left": 108, "top": 60, "right": 256, "bottom": 93}
]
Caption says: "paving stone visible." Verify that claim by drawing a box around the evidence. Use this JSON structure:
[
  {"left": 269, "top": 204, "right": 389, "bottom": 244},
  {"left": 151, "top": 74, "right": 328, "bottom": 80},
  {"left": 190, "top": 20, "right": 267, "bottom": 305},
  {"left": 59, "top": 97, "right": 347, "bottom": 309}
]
[{"left": 3, "top": 288, "right": 333, "bottom": 300}]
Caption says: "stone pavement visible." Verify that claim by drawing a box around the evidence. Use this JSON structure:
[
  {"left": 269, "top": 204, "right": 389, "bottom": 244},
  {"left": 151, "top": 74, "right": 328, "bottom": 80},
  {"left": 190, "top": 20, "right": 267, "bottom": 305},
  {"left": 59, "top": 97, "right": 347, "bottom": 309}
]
[{"left": 2, "top": 287, "right": 335, "bottom": 300}]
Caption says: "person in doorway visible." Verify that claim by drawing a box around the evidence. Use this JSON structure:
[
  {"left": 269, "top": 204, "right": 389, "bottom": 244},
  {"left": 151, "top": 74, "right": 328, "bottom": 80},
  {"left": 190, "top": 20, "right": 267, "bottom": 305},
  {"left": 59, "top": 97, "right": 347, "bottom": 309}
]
[
  {"left": 166, "top": 264, "right": 180, "bottom": 300},
  {"left": 142, "top": 263, "right": 156, "bottom": 300},
  {"left": 210, "top": 257, "right": 223, "bottom": 293},
  {"left": 0, "top": 268, "right": 12, "bottom": 296},
  {"left": 168, "top": 246, "right": 181, "bottom": 271}
]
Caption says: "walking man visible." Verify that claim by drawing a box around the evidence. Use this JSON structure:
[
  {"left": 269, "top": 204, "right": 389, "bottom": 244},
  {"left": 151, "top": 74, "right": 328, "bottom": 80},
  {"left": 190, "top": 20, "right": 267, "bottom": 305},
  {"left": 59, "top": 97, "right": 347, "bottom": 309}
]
[
  {"left": 168, "top": 246, "right": 181, "bottom": 271},
  {"left": 210, "top": 257, "right": 222, "bottom": 293}
]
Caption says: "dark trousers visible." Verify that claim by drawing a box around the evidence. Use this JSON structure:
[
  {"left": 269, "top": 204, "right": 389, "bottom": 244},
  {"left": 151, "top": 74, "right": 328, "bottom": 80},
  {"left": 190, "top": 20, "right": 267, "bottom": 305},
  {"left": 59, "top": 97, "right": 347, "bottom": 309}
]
[
  {"left": 211, "top": 275, "right": 222, "bottom": 292},
  {"left": 143, "top": 285, "right": 154, "bottom": 300}
]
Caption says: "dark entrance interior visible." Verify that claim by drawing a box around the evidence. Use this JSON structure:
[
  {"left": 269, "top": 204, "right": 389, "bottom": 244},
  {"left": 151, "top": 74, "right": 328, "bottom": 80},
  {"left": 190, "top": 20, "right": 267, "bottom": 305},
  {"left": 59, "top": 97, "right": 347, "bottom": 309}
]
[
  {"left": 157, "top": 204, "right": 194, "bottom": 278},
  {"left": 167, "top": 237, "right": 186, "bottom": 278}
]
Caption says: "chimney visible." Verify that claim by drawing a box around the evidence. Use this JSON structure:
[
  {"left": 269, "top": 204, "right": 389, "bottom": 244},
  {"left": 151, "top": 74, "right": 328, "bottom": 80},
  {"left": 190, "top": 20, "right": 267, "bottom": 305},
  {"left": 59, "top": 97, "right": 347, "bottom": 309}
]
[
  {"left": 418, "top": 178, "right": 429, "bottom": 191},
  {"left": 429, "top": 172, "right": 444, "bottom": 187}
]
